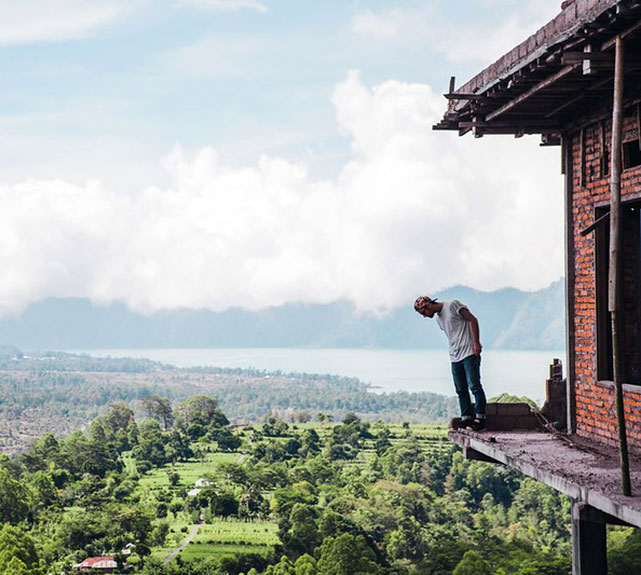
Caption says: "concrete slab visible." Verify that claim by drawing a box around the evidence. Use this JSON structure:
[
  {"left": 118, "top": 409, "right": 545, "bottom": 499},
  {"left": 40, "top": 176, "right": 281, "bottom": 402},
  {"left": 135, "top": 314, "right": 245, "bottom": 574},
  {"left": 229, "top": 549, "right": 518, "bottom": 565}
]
[{"left": 449, "top": 429, "right": 641, "bottom": 528}]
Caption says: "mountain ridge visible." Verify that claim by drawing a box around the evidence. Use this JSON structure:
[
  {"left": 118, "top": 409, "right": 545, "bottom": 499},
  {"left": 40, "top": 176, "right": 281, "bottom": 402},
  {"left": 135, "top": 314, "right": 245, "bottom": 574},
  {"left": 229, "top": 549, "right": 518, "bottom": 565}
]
[{"left": 0, "top": 280, "right": 565, "bottom": 350}]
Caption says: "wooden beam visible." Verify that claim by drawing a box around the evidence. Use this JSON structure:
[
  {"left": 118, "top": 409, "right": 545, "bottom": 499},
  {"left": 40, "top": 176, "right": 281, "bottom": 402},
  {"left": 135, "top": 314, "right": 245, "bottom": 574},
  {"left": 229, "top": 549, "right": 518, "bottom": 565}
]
[
  {"left": 638, "top": 102, "right": 641, "bottom": 149},
  {"left": 609, "top": 35, "right": 632, "bottom": 497},
  {"left": 580, "top": 210, "right": 610, "bottom": 236},
  {"left": 602, "top": 19, "right": 641, "bottom": 51},
  {"left": 562, "top": 51, "right": 615, "bottom": 64},
  {"left": 545, "top": 75, "right": 613, "bottom": 118},
  {"left": 601, "top": 120, "right": 608, "bottom": 178},
  {"left": 580, "top": 128, "right": 586, "bottom": 188},
  {"left": 540, "top": 134, "right": 561, "bottom": 147},
  {"left": 458, "top": 120, "right": 559, "bottom": 130},
  {"left": 563, "top": 51, "right": 641, "bottom": 67},
  {"left": 470, "top": 127, "right": 561, "bottom": 136},
  {"left": 444, "top": 93, "right": 486, "bottom": 101},
  {"left": 485, "top": 64, "right": 580, "bottom": 122}
]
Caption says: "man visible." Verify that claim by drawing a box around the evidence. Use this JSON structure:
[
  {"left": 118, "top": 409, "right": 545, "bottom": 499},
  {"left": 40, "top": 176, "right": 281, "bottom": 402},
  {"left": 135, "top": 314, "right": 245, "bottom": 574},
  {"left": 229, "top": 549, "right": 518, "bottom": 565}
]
[{"left": 414, "top": 296, "right": 487, "bottom": 431}]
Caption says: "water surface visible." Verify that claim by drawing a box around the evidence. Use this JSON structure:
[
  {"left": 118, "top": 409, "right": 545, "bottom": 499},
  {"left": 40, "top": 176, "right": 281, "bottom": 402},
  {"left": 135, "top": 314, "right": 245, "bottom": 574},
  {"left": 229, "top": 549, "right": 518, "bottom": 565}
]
[{"left": 75, "top": 348, "right": 565, "bottom": 403}]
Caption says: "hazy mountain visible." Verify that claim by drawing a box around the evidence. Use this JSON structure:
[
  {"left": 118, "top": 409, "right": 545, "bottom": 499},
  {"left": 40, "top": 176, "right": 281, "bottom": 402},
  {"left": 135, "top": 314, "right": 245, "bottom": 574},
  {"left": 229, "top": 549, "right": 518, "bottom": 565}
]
[{"left": 0, "top": 280, "right": 565, "bottom": 350}]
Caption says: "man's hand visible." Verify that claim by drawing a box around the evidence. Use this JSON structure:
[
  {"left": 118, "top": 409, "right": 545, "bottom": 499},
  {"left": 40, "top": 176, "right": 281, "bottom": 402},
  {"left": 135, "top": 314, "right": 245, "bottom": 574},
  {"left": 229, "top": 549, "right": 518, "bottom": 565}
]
[{"left": 473, "top": 341, "right": 483, "bottom": 355}]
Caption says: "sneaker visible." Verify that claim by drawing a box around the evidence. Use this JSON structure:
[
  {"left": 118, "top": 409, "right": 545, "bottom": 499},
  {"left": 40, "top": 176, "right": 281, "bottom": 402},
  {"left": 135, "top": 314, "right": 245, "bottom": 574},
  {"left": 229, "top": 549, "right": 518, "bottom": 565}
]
[
  {"left": 451, "top": 418, "right": 472, "bottom": 430},
  {"left": 467, "top": 418, "right": 486, "bottom": 432}
]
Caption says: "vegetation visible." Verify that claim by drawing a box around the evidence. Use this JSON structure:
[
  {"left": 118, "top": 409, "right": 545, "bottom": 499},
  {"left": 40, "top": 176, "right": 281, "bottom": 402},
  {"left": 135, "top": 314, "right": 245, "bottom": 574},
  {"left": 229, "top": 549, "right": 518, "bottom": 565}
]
[
  {"left": 0, "top": 351, "right": 457, "bottom": 454},
  {"left": 5, "top": 388, "right": 617, "bottom": 575},
  {"left": 0, "top": 353, "right": 636, "bottom": 575}
]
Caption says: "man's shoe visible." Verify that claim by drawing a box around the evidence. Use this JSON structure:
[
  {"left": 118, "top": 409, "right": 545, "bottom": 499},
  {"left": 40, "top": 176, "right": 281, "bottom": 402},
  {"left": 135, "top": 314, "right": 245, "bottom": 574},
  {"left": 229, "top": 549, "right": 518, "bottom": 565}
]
[
  {"left": 451, "top": 418, "right": 472, "bottom": 430},
  {"left": 467, "top": 418, "right": 486, "bottom": 432}
]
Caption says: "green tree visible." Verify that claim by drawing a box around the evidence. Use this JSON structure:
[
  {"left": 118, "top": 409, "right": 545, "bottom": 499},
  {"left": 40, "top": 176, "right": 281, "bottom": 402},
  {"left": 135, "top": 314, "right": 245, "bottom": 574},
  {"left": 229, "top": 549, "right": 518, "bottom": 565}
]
[
  {"left": 212, "top": 428, "right": 242, "bottom": 451},
  {"left": 0, "top": 468, "right": 30, "bottom": 523},
  {"left": 453, "top": 551, "right": 492, "bottom": 575},
  {"left": 29, "top": 470, "right": 59, "bottom": 509},
  {"left": 265, "top": 555, "right": 295, "bottom": 575},
  {"left": 2, "top": 556, "right": 30, "bottom": 575},
  {"left": 295, "top": 554, "right": 318, "bottom": 575},
  {"left": 175, "top": 396, "right": 229, "bottom": 439},
  {"left": 0, "top": 525, "right": 39, "bottom": 574},
  {"left": 317, "top": 534, "right": 382, "bottom": 575},
  {"left": 300, "top": 429, "right": 320, "bottom": 456},
  {"left": 141, "top": 397, "right": 174, "bottom": 431},
  {"left": 211, "top": 492, "right": 239, "bottom": 517},
  {"left": 608, "top": 527, "right": 641, "bottom": 575},
  {"left": 286, "top": 503, "right": 319, "bottom": 554},
  {"left": 133, "top": 420, "right": 167, "bottom": 467}
]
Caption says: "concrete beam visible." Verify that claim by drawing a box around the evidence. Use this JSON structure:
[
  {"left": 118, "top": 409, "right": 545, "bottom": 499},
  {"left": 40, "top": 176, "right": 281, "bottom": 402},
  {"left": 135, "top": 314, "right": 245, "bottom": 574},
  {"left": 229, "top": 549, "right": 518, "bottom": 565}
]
[
  {"left": 463, "top": 447, "right": 501, "bottom": 464},
  {"left": 572, "top": 502, "right": 607, "bottom": 575}
]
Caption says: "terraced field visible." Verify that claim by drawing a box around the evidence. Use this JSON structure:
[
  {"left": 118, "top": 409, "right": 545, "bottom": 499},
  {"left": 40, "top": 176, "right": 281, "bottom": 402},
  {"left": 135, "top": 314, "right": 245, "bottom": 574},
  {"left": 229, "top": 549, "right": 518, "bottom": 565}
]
[
  {"left": 180, "top": 520, "right": 280, "bottom": 560},
  {"left": 139, "top": 423, "right": 449, "bottom": 564}
]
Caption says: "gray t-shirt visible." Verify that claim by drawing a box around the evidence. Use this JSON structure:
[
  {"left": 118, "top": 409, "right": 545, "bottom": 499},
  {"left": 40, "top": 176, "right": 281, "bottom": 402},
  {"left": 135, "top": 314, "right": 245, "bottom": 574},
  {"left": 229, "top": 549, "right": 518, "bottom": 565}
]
[{"left": 435, "top": 299, "right": 475, "bottom": 362}]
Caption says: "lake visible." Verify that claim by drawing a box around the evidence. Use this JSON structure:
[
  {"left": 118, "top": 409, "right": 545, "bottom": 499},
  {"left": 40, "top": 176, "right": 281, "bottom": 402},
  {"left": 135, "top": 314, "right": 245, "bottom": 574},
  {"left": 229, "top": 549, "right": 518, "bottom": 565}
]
[{"left": 75, "top": 348, "right": 566, "bottom": 404}]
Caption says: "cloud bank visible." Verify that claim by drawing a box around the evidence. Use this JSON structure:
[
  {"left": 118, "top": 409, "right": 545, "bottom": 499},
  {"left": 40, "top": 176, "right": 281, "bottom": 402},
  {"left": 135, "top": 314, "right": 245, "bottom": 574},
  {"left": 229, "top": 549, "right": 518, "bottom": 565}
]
[{"left": 0, "top": 72, "right": 563, "bottom": 316}]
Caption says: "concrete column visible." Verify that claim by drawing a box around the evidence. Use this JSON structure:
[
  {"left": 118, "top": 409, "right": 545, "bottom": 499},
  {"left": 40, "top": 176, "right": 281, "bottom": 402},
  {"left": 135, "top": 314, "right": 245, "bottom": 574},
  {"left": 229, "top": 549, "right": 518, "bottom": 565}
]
[{"left": 572, "top": 502, "right": 607, "bottom": 575}]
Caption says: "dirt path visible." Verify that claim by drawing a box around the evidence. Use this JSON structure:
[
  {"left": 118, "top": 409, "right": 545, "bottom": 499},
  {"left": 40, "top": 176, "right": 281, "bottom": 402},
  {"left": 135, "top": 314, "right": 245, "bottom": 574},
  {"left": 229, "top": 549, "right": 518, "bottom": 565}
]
[
  {"left": 163, "top": 511, "right": 204, "bottom": 564},
  {"left": 164, "top": 446, "right": 250, "bottom": 563}
]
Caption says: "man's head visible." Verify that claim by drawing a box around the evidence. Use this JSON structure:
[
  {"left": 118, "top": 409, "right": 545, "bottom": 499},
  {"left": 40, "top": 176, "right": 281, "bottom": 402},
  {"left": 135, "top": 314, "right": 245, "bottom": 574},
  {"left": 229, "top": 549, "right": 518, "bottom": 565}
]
[{"left": 414, "top": 296, "right": 439, "bottom": 318}]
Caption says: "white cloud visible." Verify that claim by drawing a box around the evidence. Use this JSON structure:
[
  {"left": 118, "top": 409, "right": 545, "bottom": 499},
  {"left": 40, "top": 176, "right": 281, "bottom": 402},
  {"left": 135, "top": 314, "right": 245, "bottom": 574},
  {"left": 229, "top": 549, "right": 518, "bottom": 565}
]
[
  {"left": 181, "top": 0, "right": 268, "bottom": 13},
  {"left": 350, "top": 9, "right": 402, "bottom": 39},
  {"left": 0, "top": 0, "right": 132, "bottom": 45},
  {"left": 0, "top": 72, "right": 563, "bottom": 316}
]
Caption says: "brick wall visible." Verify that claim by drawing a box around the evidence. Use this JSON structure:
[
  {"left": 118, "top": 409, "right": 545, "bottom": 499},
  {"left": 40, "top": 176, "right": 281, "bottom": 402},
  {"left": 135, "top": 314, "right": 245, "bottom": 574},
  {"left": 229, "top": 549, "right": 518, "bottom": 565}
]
[{"left": 571, "top": 111, "right": 641, "bottom": 451}]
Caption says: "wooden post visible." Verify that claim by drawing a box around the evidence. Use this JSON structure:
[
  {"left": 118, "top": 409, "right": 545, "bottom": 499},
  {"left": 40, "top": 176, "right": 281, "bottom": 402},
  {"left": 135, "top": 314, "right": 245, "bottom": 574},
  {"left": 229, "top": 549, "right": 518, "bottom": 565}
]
[{"left": 609, "top": 35, "right": 631, "bottom": 497}]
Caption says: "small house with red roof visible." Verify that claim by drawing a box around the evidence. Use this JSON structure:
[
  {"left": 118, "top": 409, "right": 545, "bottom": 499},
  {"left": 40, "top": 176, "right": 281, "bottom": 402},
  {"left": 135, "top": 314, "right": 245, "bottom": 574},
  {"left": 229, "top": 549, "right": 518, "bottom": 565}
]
[{"left": 72, "top": 557, "right": 119, "bottom": 573}]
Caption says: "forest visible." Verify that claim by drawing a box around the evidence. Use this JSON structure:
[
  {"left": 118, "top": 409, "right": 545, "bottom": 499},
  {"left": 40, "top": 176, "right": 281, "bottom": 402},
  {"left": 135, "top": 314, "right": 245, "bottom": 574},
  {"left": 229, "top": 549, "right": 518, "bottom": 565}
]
[{"left": 2, "top": 390, "right": 640, "bottom": 575}]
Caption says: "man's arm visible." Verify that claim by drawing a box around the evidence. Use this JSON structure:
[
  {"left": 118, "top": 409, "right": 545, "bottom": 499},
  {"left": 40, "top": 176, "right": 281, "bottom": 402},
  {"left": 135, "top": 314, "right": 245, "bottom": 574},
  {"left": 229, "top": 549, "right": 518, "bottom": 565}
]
[{"left": 460, "top": 308, "right": 482, "bottom": 355}]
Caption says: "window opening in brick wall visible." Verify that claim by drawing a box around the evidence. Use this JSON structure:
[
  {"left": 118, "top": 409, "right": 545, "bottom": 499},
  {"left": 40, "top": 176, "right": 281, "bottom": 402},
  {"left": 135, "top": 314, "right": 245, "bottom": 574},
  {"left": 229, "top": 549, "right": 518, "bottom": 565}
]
[
  {"left": 596, "top": 202, "right": 641, "bottom": 384},
  {"left": 601, "top": 147, "right": 610, "bottom": 178},
  {"left": 622, "top": 139, "right": 641, "bottom": 170},
  {"left": 600, "top": 122, "right": 609, "bottom": 178}
]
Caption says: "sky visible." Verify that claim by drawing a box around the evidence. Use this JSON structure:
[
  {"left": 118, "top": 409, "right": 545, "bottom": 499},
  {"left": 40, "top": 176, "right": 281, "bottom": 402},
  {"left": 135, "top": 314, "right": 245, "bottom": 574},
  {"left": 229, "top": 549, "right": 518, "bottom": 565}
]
[{"left": 0, "top": 0, "right": 566, "bottom": 316}]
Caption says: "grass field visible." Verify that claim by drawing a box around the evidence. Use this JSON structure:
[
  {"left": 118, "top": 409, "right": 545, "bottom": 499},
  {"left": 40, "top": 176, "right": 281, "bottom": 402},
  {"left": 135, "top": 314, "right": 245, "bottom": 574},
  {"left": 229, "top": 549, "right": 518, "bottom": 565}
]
[
  {"left": 138, "top": 451, "right": 240, "bottom": 491},
  {"left": 157, "top": 518, "right": 279, "bottom": 562},
  {"left": 181, "top": 542, "right": 275, "bottom": 560},
  {"left": 185, "top": 519, "right": 279, "bottom": 560}
]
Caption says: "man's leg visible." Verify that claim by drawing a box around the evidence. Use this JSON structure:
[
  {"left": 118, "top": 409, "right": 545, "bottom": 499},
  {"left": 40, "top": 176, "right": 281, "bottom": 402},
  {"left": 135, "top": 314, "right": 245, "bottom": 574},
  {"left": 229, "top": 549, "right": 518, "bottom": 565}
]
[
  {"left": 452, "top": 360, "right": 474, "bottom": 420},
  {"left": 463, "top": 354, "right": 486, "bottom": 418}
]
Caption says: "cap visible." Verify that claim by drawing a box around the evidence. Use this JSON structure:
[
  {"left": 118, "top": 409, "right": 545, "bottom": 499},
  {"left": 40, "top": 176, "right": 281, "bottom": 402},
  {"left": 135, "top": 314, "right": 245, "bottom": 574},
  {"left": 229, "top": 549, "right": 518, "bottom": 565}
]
[{"left": 414, "top": 296, "right": 438, "bottom": 312}]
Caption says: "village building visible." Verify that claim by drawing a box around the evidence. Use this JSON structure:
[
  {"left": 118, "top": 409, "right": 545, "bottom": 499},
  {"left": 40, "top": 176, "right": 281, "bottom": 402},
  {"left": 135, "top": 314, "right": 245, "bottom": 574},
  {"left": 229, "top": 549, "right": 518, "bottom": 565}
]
[
  {"left": 72, "top": 556, "right": 119, "bottom": 573},
  {"left": 436, "top": 1, "right": 641, "bottom": 573}
]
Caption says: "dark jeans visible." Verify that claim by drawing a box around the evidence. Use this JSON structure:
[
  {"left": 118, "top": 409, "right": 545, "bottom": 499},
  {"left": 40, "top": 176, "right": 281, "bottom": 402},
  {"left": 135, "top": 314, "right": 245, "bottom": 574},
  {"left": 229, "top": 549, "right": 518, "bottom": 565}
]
[{"left": 451, "top": 354, "right": 486, "bottom": 420}]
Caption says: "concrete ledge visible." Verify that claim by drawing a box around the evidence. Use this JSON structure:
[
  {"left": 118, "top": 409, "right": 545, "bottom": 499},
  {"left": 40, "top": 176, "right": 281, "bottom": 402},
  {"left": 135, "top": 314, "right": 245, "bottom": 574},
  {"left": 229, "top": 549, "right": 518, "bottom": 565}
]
[
  {"left": 452, "top": 403, "right": 541, "bottom": 432},
  {"left": 450, "top": 430, "right": 641, "bottom": 528},
  {"left": 486, "top": 403, "right": 532, "bottom": 416}
]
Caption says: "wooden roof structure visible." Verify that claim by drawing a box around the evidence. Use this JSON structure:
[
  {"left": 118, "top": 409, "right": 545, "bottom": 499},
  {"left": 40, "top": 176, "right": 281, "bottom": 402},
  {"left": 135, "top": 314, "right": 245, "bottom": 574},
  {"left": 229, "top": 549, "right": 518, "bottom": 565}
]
[{"left": 434, "top": 0, "right": 641, "bottom": 143}]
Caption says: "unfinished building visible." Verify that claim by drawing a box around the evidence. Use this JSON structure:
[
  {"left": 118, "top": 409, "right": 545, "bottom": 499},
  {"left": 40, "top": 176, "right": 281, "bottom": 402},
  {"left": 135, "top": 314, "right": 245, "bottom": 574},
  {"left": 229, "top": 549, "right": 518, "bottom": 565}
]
[{"left": 435, "top": 1, "right": 641, "bottom": 573}]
